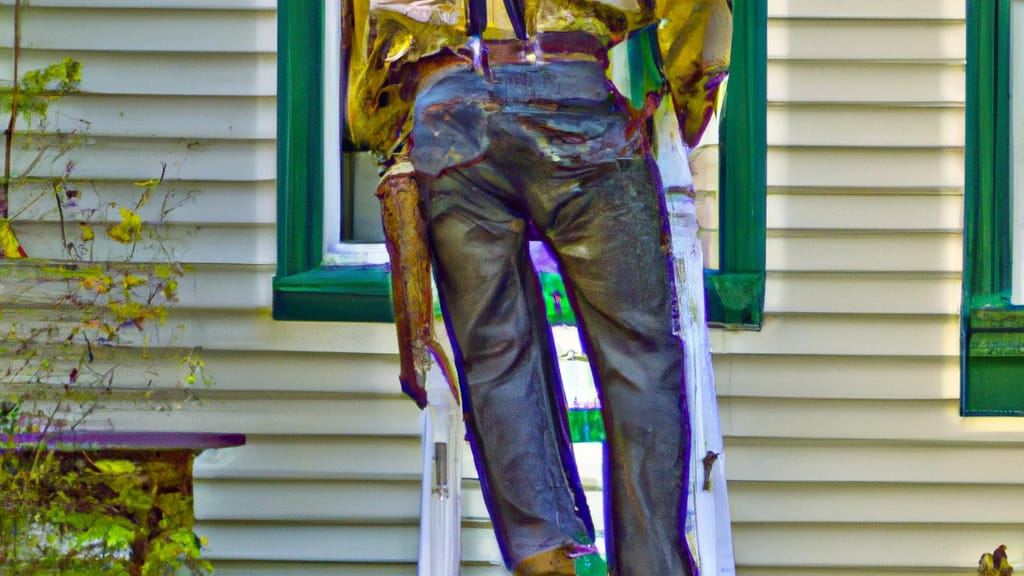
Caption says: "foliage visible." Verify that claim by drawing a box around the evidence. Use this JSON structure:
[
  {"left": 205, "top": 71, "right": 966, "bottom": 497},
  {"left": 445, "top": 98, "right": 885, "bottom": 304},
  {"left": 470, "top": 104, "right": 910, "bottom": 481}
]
[
  {"left": 1, "top": 3, "right": 214, "bottom": 574},
  {"left": 978, "top": 545, "right": 1014, "bottom": 576},
  {"left": 2, "top": 57, "right": 83, "bottom": 125},
  {"left": 0, "top": 441, "right": 213, "bottom": 576}
]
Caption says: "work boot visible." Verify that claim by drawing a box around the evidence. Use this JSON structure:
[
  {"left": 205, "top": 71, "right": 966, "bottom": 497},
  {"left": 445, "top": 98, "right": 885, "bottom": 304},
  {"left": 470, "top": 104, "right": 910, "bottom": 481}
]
[{"left": 514, "top": 546, "right": 577, "bottom": 576}]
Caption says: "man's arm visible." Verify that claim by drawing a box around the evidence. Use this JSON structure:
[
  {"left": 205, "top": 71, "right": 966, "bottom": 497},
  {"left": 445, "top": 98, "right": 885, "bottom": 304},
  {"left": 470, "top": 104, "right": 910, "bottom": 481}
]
[{"left": 656, "top": 0, "right": 732, "bottom": 148}]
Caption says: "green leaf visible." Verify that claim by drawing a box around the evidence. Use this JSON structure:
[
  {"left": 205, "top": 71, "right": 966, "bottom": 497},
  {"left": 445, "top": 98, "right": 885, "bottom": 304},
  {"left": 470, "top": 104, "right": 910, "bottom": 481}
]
[{"left": 93, "top": 459, "right": 137, "bottom": 475}]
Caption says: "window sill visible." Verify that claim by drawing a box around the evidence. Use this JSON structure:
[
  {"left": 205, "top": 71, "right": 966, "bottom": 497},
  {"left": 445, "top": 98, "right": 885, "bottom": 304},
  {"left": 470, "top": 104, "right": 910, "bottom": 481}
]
[
  {"left": 273, "top": 265, "right": 394, "bottom": 322},
  {"left": 963, "top": 305, "right": 1024, "bottom": 415}
]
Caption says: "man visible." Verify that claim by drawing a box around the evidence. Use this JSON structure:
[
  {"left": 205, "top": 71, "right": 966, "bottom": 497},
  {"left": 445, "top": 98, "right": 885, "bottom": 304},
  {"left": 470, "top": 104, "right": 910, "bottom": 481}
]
[{"left": 344, "top": 1, "right": 731, "bottom": 574}]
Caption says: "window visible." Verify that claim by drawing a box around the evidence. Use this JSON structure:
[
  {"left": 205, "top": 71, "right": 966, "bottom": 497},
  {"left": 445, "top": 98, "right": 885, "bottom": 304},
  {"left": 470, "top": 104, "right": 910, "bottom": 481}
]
[
  {"left": 962, "top": 0, "right": 1024, "bottom": 415},
  {"left": 273, "top": 2, "right": 392, "bottom": 322},
  {"left": 273, "top": 1, "right": 766, "bottom": 328}
]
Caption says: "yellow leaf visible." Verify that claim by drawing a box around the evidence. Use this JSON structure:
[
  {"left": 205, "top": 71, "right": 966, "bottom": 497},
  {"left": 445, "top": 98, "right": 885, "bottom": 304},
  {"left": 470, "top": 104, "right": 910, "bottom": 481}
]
[
  {"left": 79, "top": 222, "right": 95, "bottom": 242},
  {"left": 154, "top": 263, "right": 174, "bottom": 279},
  {"left": 122, "top": 273, "right": 148, "bottom": 289},
  {"left": 94, "top": 459, "right": 137, "bottom": 475},
  {"left": 108, "top": 207, "right": 143, "bottom": 244},
  {"left": 0, "top": 219, "right": 27, "bottom": 258}
]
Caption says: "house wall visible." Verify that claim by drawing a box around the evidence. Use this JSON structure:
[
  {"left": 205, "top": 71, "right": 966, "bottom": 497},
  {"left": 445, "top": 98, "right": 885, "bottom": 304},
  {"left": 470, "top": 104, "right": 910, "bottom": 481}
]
[
  {"left": 4, "top": 0, "right": 1024, "bottom": 575},
  {"left": 723, "top": 1, "right": 1024, "bottom": 574}
]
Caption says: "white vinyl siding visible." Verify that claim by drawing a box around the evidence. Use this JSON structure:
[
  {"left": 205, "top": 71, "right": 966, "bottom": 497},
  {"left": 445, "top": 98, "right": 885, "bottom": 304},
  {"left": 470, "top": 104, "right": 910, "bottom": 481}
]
[{"left": 722, "top": 2, "right": 1024, "bottom": 574}]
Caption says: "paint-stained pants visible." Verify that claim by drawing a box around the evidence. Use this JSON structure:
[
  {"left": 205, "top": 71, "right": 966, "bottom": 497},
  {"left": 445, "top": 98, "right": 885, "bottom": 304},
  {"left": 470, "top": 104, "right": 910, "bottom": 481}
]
[{"left": 411, "top": 59, "right": 693, "bottom": 576}]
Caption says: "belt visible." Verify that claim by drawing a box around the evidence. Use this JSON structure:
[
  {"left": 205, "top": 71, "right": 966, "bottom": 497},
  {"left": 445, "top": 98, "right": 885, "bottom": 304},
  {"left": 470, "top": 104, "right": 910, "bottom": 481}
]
[
  {"left": 475, "top": 31, "right": 608, "bottom": 66},
  {"left": 391, "top": 32, "right": 608, "bottom": 104}
]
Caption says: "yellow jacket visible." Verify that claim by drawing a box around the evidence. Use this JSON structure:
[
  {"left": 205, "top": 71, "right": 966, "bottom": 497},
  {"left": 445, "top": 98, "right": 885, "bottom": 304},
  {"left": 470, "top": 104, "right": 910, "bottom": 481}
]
[{"left": 342, "top": 0, "right": 732, "bottom": 155}]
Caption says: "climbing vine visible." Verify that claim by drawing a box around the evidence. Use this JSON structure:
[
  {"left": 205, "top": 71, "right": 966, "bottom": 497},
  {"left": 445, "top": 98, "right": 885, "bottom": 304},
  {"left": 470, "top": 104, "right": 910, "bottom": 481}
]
[{"left": 2, "top": 2, "right": 213, "bottom": 573}]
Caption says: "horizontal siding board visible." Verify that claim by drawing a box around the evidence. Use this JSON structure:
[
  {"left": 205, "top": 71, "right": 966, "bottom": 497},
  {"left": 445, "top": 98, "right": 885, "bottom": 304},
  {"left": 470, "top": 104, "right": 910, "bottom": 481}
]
[
  {"left": 731, "top": 524, "right": 1023, "bottom": 569},
  {"left": 0, "top": 49, "right": 276, "bottom": 96},
  {"left": 167, "top": 311, "right": 401, "bottom": 354},
  {"left": 767, "top": 61, "right": 964, "bottom": 104},
  {"left": 13, "top": 221, "right": 276, "bottom": 265},
  {"left": 763, "top": 273, "right": 960, "bottom": 315},
  {"left": 195, "top": 479, "right": 422, "bottom": 523},
  {"left": 768, "top": 19, "right": 965, "bottom": 61},
  {"left": 729, "top": 481, "right": 1024, "bottom": 524},
  {"left": 695, "top": 193, "right": 964, "bottom": 231},
  {"left": 195, "top": 524, "right": 420, "bottom": 563},
  {"left": 720, "top": 397, "right": 1024, "bottom": 442},
  {"left": 764, "top": 194, "right": 963, "bottom": 232},
  {"left": 35, "top": 95, "right": 277, "bottom": 140},
  {"left": 79, "top": 348, "right": 404, "bottom": 395},
  {"left": 726, "top": 440, "right": 1024, "bottom": 485},
  {"left": 710, "top": 314, "right": 958, "bottom": 356},
  {"left": 176, "top": 266, "right": 273, "bottom": 309},
  {"left": 0, "top": 311, "right": 401, "bottom": 354},
  {"left": 765, "top": 233, "right": 962, "bottom": 272},
  {"left": 11, "top": 180, "right": 277, "bottom": 225},
  {"left": 193, "top": 524, "right": 503, "bottom": 564},
  {"left": 2, "top": 7, "right": 275, "bottom": 53},
  {"left": 767, "top": 0, "right": 965, "bottom": 20},
  {"left": 766, "top": 105, "right": 964, "bottom": 148},
  {"left": 10, "top": 137, "right": 275, "bottom": 181},
  {"left": 90, "top": 396, "right": 422, "bottom": 437},
  {"left": 194, "top": 436, "right": 423, "bottom": 481},
  {"left": 767, "top": 148, "right": 963, "bottom": 189},
  {"left": 713, "top": 354, "right": 959, "bottom": 400}
]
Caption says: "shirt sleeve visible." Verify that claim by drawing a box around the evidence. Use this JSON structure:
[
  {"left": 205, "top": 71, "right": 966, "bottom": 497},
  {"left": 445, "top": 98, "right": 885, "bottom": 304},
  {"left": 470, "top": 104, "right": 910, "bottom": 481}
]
[{"left": 655, "top": 0, "right": 732, "bottom": 148}]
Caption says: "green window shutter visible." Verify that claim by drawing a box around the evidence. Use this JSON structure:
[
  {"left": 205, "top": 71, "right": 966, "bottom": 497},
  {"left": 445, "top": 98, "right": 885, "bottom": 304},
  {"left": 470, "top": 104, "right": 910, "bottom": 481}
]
[
  {"left": 708, "top": 0, "right": 768, "bottom": 330},
  {"left": 962, "top": 0, "right": 1024, "bottom": 415}
]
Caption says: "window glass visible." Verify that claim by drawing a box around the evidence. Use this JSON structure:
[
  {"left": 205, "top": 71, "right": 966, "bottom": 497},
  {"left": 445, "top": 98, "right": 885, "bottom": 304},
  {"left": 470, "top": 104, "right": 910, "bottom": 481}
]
[{"left": 323, "top": 0, "right": 387, "bottom": 266}]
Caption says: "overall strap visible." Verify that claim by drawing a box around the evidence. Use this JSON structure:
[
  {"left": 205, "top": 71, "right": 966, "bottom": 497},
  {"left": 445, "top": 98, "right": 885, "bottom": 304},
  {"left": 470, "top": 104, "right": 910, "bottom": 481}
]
[
  {"left": 502, "top": 0, "right": 528, "bottom": 39},
  {"left": 466, "top": 0, "right": 487, "bottom": 37},
  {"left": 466, "top": 0, "right": 528, "bottom": 40}
]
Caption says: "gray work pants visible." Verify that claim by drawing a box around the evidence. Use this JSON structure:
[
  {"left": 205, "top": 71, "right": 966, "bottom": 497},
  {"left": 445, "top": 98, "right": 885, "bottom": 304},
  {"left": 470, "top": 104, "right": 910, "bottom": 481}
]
[{"left": 411, "top": 59, "right": 693, "bottom": 576}]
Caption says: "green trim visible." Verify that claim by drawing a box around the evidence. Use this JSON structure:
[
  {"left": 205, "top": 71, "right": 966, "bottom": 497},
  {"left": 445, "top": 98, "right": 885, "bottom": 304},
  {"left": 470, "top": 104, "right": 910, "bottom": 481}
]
[
  {"left": 704, "top": 271, "right": 765, "bottom": 329},
  {"left": 273, "top": 267, "right": 394, "bottom": 322},
  {"left": 273, "top": 1, "right": 394, "bottom": 323},
  {"left": 962, "top": 0, "right": 1024, "bottom": 415},
  {"left": 713, "top": 0, "right": 767, "bottom": 330}
]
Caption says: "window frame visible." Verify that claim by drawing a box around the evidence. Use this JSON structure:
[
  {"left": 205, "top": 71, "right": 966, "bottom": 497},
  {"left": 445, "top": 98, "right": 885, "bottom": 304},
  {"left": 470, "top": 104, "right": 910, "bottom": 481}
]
[
  {"left": 707, "top": 0, "right": 767, "bottom": 329},
  {"left": 273, "top": 2, "right": 393, "bottom": 322},
  {"left": 273, "top": 0, "right": 766, "bottom": 328},
  {"left": 962, "top": 0, "right": 1024, "bottom": 415}
]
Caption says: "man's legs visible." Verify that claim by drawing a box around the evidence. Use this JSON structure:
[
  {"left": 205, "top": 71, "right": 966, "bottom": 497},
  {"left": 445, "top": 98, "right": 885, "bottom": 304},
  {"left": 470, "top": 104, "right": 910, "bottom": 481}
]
[
  {"left": 413, "top": 58, "right": 691, "bottom": 575},
  {"left": 423, "top": 163, "right": 588, "bottom": 571},
  {"left": 530, "top": 155, "right": 691, "bottom": 576}
]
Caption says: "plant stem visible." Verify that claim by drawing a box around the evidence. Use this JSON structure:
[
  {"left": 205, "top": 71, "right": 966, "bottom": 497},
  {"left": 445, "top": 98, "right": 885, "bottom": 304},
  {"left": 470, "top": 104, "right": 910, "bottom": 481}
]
[{"left": 2, "top": 0, "right": 23, "bottom": 219}]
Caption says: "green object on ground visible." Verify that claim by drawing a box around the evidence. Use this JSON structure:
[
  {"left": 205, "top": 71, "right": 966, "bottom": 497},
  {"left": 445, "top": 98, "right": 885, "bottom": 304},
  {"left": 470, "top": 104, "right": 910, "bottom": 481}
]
[
  {"left": 575, "top": 551, "right": 608, "bottom": 576},
  {"left": 568, "top": 408, "right": 606, "bottom": 443}
]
